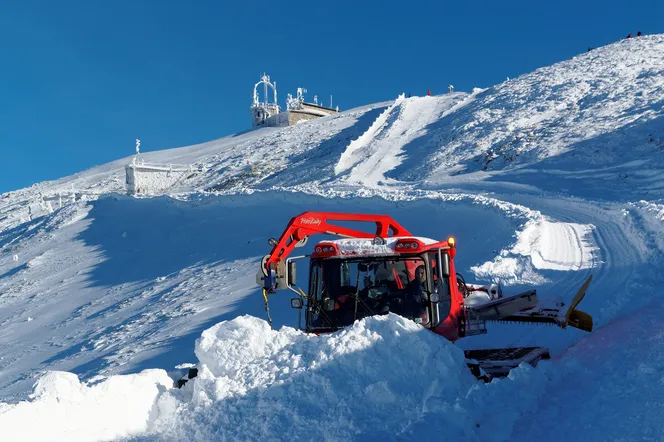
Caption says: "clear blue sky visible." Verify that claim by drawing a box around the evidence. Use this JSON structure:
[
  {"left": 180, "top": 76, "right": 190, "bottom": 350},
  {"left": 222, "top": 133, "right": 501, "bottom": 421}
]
[{"left": 0, "top": 0, "right": 660, "bottom": 193}]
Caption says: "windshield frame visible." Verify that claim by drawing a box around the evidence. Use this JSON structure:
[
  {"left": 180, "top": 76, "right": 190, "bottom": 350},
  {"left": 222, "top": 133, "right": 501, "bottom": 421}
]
[{"left": 305, "top": 253, "right": 443, "bottom": 331}]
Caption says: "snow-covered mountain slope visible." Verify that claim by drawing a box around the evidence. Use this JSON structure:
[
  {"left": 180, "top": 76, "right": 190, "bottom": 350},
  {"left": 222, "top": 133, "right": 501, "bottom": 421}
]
[{"left": 1, "top": 35, "right": 664, "bottom": 442}]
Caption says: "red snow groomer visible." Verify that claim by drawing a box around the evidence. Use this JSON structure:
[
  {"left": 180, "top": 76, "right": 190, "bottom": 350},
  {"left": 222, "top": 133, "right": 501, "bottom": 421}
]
[{"left": 256, "top": 212, "right": 593, "bottom": 379}]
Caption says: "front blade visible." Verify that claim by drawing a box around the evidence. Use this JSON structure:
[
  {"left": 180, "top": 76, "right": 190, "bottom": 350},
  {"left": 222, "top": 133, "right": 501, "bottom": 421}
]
[
  {"left": 568, "top": 309, "right": 593, "bottom": 332},
  {"left": 493, "top": 275, "right": 594, "bottom": 332}
]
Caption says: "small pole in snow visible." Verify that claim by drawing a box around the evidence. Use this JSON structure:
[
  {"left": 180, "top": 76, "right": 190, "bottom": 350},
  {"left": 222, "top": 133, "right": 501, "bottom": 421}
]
[{"left": 134, "top": 139, "right": 141, "bottom": 166}]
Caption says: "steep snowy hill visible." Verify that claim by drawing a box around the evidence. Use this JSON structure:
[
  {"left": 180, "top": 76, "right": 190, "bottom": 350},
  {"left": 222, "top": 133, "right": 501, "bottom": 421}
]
[
  {"left": 397, "top": 36, "right": 664, "bottom": 195},
  {"left": 1, "top": 35, "right": 664, "bottom": 442}
]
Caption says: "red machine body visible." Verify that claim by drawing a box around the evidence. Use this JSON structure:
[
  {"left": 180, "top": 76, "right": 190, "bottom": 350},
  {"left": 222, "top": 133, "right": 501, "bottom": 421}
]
[
  {"left": 257, "top": 211, "right": 593, "bottom": 379},
  {"left": 261, "top": 212, "right": 469, "bottom": 342}
]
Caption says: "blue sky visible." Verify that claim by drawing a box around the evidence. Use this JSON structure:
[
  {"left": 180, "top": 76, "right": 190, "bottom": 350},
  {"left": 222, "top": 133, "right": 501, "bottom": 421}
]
[{"left": 0, "top": 0, "right": 660, "bottom": 193}]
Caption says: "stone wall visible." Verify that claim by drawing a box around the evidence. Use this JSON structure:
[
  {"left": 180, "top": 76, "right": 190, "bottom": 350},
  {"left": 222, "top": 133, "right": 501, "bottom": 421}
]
[
  {"left": 300, "top": 103, "right": 338, "bottom": 116},
  {"left": 262, "top": 104, "right": 338, "bottom": 127},
  {"left": 287, "top": 111, "right": 321, "bottom": 125}
]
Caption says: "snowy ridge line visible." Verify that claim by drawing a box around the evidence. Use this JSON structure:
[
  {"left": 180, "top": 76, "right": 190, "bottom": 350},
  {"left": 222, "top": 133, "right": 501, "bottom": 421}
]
[
  {"left": 424, "top": 35, "right": 664, "bottom": 180},
  {"left": 0, "top": 100, "right": 388, "bottom": 232},
  {"left": 334, "top": 93, "right": 405, "bottom": 176},
  {"left": 194, "top": 184, "right": 544, "bottom": 221},
  {"left": 192, "top": 186, "right": 598, "bottom": 281}
]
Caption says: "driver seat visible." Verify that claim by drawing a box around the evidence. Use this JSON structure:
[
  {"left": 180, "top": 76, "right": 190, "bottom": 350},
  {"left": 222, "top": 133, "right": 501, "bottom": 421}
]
[{"left": 374, "top": 265, "right": 401, "bottom": 291}]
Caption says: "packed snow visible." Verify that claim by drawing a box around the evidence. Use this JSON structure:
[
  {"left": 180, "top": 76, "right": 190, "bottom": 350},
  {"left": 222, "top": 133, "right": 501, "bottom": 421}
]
[
  {"left": 1, "top": 35, "right": 664, "bottom": 441},
  {"left": 0, "top": 370, "right": 172, "bottom": 442}
]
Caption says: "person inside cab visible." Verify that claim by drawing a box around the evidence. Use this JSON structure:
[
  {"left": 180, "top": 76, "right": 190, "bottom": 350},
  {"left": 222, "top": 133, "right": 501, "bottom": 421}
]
[{"left": 406, "top": 264, "right": 428, "bottom": 322}]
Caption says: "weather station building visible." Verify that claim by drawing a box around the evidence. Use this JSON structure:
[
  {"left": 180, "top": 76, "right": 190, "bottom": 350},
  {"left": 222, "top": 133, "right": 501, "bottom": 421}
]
[{"left": 250, "top": 73, "right": 339, "bottom": 128}]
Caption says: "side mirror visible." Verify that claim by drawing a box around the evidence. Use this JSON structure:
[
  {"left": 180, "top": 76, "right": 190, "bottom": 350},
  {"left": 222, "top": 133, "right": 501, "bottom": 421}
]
[
  {"left": 441, "top": 252, "right": 451, "bottom": 277},
  {"left": 255, "top": 268, "right": 265, "bottom": 287},
  {"left": 288, "top": 261, "right": 297, "bottom": 286},
  {"left": 275, "top": 261, "right": 288, "bottom": 290},
  {"left": 290, "top": 298, "right": 303, "bottom": 309},
  {"left": 358, "top": 263, "right": 368, "bottom": 272}
]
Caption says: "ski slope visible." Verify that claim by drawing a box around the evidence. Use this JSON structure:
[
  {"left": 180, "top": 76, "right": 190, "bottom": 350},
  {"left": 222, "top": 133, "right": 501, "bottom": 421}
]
[{"left": 0, "top": 35, "right": 664, "bottom": 442}]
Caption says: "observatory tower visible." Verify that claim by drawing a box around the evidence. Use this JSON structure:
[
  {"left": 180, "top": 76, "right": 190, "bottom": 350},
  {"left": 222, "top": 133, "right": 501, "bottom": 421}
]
[{"left": 250, "top": 74, "right": 280, "bottom": 127}]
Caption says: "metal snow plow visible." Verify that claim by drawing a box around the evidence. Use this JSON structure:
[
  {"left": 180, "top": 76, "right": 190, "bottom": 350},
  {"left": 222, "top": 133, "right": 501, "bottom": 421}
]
[{"left": 460, "top": 274, "right": 593, "bottom": 333}]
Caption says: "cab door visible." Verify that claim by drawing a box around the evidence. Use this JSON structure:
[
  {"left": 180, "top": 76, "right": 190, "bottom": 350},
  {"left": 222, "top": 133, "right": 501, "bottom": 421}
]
[{"left": 430, "top": 249, "right": 462, "bottom": 342}]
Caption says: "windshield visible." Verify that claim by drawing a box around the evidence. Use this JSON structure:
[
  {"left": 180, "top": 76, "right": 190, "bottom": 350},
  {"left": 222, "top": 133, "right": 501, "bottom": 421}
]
[{"left": 307, "top": 254, "right": 435, "bottom": 330}]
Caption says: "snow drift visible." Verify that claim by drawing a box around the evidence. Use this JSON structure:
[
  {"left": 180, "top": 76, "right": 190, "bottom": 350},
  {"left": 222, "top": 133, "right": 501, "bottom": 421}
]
[
  {"left": 0, "top": 314, "right": 541, "bottom": 442},
  {"left": 161, "top": 314, "right": 478, "bottom": 441},
  {"left": 0, "top": 369, "right": 172, "bottom": 442}
]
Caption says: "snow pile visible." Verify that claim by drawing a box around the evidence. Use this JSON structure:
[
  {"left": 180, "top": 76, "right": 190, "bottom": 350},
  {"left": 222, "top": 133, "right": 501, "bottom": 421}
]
[
  {"left": 148, "top": 314, "right": 481, "bottom": 441},
  {"left": 0, "top": 370, "right": 172, "bottom": 442},
  {"left": 630, "top": 200, "right": 664, "bottom": 253},
  {"left": 0, "top": 314, "right": 564, "bottom": 442}
]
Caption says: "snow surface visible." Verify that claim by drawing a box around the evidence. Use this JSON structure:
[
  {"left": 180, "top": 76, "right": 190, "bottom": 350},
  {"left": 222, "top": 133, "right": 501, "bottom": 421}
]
[
  {"left": 0, "top": 370, "right": 172, "bottom": 442},
  {"left": 1, "top": 35, "right": 664, "bottom": 441}
]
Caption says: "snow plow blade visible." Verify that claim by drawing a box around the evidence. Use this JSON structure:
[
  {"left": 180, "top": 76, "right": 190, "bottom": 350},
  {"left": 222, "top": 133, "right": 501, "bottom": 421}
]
[
  {"left": 567, "top": 309, "right": 593, "bottom": 333},
  {"left": 465, "top": 290, "right": 538, "bottom": 320},
  {"left": 497, "top": 275, "right": 594, "bottom": 332}
]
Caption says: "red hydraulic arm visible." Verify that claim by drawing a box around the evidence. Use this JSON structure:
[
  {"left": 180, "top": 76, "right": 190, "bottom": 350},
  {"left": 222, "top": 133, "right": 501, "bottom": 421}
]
[{"left": 260, "top": 212, "right": 412, "bottom": 292}]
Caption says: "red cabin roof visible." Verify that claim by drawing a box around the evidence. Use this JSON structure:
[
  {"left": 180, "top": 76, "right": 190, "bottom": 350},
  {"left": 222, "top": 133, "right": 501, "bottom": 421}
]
[{"left": 311, "top": 236, "right": 454, "bottom": 259}]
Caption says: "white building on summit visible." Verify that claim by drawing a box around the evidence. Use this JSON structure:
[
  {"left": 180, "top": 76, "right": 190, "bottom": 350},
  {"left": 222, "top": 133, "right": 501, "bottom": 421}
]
[{"left": 250, "top": 73, "right": 339, "bottom": 128}]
